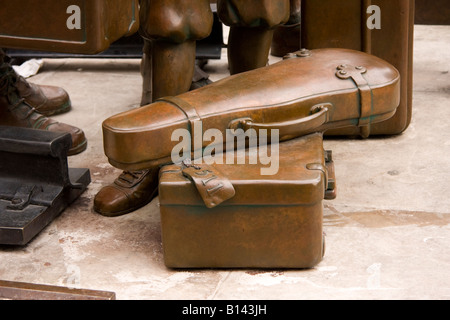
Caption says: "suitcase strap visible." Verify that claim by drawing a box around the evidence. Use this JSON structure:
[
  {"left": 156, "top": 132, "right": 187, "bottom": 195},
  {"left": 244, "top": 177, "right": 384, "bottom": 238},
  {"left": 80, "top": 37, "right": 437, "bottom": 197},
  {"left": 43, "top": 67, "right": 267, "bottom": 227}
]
[
  {"left": 336, "top": 64, "right": 373, "bottom": 137},
  {"left": 157, "top": 96, "right": 202, "bottom": 152},
  {"left": 181, "top": 159, "right": 236, "bottom": 209}
]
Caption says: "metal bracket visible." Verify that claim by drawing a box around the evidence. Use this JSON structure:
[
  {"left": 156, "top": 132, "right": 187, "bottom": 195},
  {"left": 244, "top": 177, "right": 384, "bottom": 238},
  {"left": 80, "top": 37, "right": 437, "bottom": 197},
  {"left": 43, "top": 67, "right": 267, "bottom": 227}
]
[
  {"left": 336, "top": 64, "right": 372, "bottom": 138},
  {"left": 283, "top": 48, "right": 312, "bottom": 60},
  {"left": 306, "top": 150, "right": 337, "bottom": 200},
  {"left": 324, "top": 150, "right": 337, "bottom": 200},
  {"left": 0, "top": 126, "right": 91, "bottom": 245}
]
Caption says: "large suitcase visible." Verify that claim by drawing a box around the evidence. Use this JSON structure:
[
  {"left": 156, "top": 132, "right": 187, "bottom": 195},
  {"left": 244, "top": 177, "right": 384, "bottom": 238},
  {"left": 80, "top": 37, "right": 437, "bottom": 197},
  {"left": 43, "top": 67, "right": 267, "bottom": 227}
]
[
  {"left": 103, "top": 48, "right": 400, "bottom": 171},
  {"left": 158, "top": 132, "right": 335, "bottom": 269},
  {"left": 301, "top": 0, "right": 414, "bottom": 137},
  {"left": 415, "top": 0, "right": 450, "bottom": 25},
  {"left": 0, "top": 0, "right": 139, "bottom": 54}
]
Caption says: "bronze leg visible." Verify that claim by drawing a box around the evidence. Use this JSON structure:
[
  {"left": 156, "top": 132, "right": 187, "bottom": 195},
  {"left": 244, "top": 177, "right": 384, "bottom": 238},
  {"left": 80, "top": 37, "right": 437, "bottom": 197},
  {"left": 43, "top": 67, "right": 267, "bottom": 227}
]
[
  {"left": 95, "top": 0, "right": 213, "bottom": 217},
  {"left": 141, "top": 39, "right": 197, "bottom": 105},
  {"left": 271, "top": 0, "right": 302, "bottom": 57},
  {"left": 227, "top": 26, "right": 274, "bottom": 75}
]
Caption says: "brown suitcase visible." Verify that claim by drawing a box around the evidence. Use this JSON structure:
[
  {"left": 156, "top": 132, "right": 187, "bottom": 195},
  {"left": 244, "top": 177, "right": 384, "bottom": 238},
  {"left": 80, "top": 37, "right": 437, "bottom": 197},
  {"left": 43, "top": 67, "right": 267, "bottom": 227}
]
[
  {"left": 301, "top": 0, "right": 414, "bottom": 137},
  {"left": 158, "top": 132, "right": 336, "bottom": 269},
  {"left": 103, "top": 48, "right": 400, "bottom": 171},
  {"left": 0, "top": 0, "right": 139, "bottom": 54},
  {"left": 415, "top": 0, "right": 450, "bottom": 25}
]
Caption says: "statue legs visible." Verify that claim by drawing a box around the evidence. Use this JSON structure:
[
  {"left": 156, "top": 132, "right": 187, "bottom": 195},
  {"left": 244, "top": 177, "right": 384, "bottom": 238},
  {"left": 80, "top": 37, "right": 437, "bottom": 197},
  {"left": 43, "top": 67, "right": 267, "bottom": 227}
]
[
  {"left": 217, "top": 0, "right": 290, "bottom": 74},
  {"left": 95, "top": 0, "right": 213, "bottom": 217},
  {"left": 141, "top": 39, "right": 197, "bottom": 105},
  {"left": 227, "top": 26, "right": 275, "bottom": 75},
  {"left": 271, "top": 0, "right": 302, "bottom": 57},
  {"left": 95, "top": 0, "right": 292, "bottom": 216}
]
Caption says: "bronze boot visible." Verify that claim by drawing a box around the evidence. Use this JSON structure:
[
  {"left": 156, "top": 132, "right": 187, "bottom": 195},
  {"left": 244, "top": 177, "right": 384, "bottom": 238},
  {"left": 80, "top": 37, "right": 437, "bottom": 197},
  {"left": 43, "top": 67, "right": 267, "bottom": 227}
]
[
  {"left": 94, "top": 167, "right": 159, "bottom": 217},
  {"left": 1, "top": 50, "right": 71, "bottom": 116},
  {"left": 101, "top": 39, "right": 196, "bottom": 217},
  {"left": 15, "top": 76, "right": 72, "bottom": 116},
  {"left": 0, "top": 62, "right": 87, "bottom": 156}
]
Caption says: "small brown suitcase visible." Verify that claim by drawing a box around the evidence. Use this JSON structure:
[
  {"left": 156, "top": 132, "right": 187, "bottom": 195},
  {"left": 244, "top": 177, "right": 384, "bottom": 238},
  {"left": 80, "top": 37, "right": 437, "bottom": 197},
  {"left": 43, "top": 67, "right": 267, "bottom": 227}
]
[
  {"left": 158, "top": 132, "right": 336, "bottom": 269},
  {"left": 0, "top": 0, "right": 139, "bottom": 54},
  {"left": 301, "top": 0, "right": 414, "bottom": 137}
]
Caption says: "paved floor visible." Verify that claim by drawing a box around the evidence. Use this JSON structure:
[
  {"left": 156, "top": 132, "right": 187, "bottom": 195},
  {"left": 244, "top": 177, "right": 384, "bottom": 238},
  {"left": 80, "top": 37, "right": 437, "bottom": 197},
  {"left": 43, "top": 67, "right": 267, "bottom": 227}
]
[{"left": 0, "top": 25, "right": 449, "bottom": 300}]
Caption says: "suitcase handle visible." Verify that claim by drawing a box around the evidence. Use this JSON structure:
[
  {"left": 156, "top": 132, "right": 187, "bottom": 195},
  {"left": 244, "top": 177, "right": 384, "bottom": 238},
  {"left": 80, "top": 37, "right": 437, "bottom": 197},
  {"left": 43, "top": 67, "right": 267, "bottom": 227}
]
[{"left": 228, "top": 103, "right": 331, "bottom": 139}]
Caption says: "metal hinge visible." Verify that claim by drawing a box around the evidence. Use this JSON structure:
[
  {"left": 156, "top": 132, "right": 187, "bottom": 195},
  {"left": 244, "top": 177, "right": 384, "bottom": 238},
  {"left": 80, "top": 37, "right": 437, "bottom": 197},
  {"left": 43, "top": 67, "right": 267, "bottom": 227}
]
[{"left": 283, "top": 48, "right": 312, "bottom": 60}]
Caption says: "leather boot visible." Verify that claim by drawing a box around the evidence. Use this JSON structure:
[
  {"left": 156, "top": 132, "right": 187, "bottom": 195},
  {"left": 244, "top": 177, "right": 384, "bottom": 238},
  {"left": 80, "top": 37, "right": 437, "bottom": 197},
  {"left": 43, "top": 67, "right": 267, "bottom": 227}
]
[
  {"left": 97, "top": 39, "right": 197, "bottom": 217},
  {"left": 15, "top": 76, "right": 72, "bottom": 116},
  {"left": 0, "top": 62, "right": 87, "bottom": 156},
  {"left": 1, "top": 50, "right": 71, "bottom": 116},
  {"left": 94, "top": 167, "right": 159, "bottom": 217}
]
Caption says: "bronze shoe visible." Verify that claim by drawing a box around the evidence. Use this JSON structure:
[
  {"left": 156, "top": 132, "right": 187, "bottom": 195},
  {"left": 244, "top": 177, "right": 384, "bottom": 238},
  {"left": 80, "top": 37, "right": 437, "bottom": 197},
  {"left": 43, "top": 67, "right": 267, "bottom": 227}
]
[
  {"left": 0, "top": 64, "right": 87, "bottom": 156},
  {"left": 15, "top": 76, "right": 72, "bottom": 116},
  {"left": 94, "top": 168, "right": 159, "bottom": 217}
]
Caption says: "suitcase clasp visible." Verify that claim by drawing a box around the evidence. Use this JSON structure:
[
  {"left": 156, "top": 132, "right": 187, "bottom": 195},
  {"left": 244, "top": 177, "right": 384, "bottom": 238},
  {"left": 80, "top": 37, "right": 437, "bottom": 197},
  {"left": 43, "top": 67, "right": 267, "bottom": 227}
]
[{"left": 181, "top": 161, "right": 235, "bottom": 209}]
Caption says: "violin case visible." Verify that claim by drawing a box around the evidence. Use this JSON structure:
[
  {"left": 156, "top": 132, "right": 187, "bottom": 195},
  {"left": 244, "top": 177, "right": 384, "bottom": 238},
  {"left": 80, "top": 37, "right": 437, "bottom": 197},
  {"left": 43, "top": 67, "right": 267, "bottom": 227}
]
[{"left": 102, "top": 48, "right": 400, "bottom": 171}]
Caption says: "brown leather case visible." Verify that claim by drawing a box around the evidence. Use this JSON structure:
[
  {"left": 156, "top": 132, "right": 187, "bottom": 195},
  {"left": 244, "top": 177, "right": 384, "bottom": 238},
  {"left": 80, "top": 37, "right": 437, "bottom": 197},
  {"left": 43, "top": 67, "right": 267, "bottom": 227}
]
[
  {"left": 103, "top": 48, "right": 400, "bottom": 171},
  {"left": 301, "top": 0, "right": 414, "bottom": 136},
  {"left": 415, "top": 0, "right": 450, "bottom": 25},
  {"left": 158, "top": 133, "right": 335, "bottom": 269},
  {"left": 0, "top": 0, "right": 139, "bottom": 54}
]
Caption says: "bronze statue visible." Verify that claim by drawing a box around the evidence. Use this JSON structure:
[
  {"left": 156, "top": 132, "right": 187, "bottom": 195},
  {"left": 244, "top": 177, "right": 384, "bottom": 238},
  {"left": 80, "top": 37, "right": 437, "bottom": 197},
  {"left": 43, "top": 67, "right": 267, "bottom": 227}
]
[
  {"left": 217, "top": 0, "right": 290, "bottom": 74},
  {"left": 94, "top": 0, "right": 292, "bottom": 217},
  {"left": 101, "top": 48, "right": 400, "bottom": 171},
  {"left": 271, "top": 0, "right": 301, "bottom": 57},
  {"left": 158, "top": 133, "right": 332, "bottom": 268},
  {"left": 139, "top": 0, "right": 214, "bottom": 106},
  {"left": 0, "top": 49, "right": 87, "bottom": 156}
]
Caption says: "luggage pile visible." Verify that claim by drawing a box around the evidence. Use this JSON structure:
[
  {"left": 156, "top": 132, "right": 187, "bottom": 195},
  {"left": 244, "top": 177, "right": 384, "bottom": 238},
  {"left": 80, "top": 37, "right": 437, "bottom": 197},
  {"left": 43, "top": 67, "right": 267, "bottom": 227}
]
[{"left": 102, "top": 45, "right": 403, "bottom": 268}]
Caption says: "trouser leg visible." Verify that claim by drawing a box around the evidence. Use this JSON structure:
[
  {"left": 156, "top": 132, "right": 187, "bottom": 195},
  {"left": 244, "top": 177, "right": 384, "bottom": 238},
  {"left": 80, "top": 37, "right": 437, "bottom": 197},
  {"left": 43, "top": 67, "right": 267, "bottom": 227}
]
[
  {"left": 141, "top": 39, "right": 196, "bottom": 105},
  {"left": 96, "top": 0, "right": 213, "bottom": 217},
  {"left": 227, "top": 26, "right": 274, "bottom": 75},
  {"left": 271, "top": 0, "right": 302, "bottom": 57},
  {"left": 139, "top": 0, "right": 213, "bottom": 105},
  {"left": 217, "top": 0, "right": 290, "bottom": 74}
]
